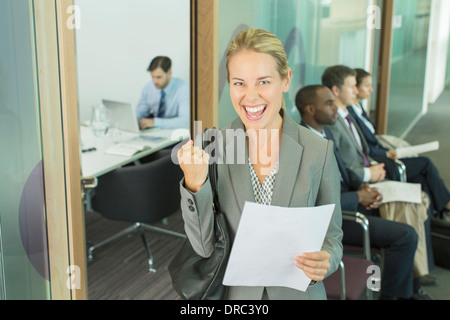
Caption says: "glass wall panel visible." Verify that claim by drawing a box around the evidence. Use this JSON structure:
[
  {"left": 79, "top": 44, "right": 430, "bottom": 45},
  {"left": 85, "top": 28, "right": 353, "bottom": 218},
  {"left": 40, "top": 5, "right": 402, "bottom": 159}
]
[
  {"left": 74, "top": 0, "right": 190, "bottom": 125},
  {"left": 0, "top": 217, "right": 5, "bottom": 299},
  {"left": 367, "top": 0, "right": 383, "bottom": 119},
  {"left": 218, "top": 0, "right": 374, "bottom": 128},
  {"left": 386, "top": 0, "right": 431, "bottom": 137},
  {"left": 447, "top": 35, "right": 450, "bottom": 85},
  {"left": 0, "top": 0, "right": 50, "bottom": 299}
]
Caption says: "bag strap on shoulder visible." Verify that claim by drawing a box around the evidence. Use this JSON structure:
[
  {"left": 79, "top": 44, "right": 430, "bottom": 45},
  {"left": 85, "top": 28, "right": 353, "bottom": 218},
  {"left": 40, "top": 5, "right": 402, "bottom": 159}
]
[{"left": 203, "top": 128, "right": 221, "bottom": 213}]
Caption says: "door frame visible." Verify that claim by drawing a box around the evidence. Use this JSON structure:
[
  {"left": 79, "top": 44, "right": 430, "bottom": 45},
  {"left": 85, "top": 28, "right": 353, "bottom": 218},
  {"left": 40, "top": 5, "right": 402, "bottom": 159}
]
[
  {"left": 34, "top": 0, "right": 87, "bottom": 300},
  {"left": 190, "top": 0, "right": 219, "bottom": 132},
  {"left": 374, "top": 0, "right": 395, "bottom": 134}
]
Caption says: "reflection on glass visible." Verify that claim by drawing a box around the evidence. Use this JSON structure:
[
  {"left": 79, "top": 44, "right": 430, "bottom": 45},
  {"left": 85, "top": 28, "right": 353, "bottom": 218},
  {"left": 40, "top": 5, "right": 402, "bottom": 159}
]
[
  {"left": 218, "top": 0, "right": 372, "bottom": 127},
  {"left": 368, "top": 0, "right": 383, "bottom": 118},
  {"left": 74, "top": 0, "right": 190, "bottom": 131},
  {"left": 0, "top": 217, "right": 5, "bottom": 300},
  {"left": 387, "top": 0, "right": 431, "bottom": 137},
  {"left": 0, "top": 0, "right": 50, "bottom": 299},
  {"left": 446, "top": 35, "right": 450, "bottom": 85}
]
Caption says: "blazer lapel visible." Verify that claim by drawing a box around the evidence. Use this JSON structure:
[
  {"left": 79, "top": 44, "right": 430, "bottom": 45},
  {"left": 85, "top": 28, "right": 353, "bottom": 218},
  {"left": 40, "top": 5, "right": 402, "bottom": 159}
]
[
  {"left": 324, "top": 126, "right": 352, "bottom": 186},
  {"left": 347, "top": 113, "right": 372, "bottom": 158},
  {"left": 226, "top": 118, "right": 255, "bottom": 214},
  {"left": 337, "top": 116, "right": 360, "bottom": 151},
  {"left": 337, "top": 114, "right": 372, "bottom": 159},
  {"left": 271, "top": 114, "right": 303, "bottom": 207}
]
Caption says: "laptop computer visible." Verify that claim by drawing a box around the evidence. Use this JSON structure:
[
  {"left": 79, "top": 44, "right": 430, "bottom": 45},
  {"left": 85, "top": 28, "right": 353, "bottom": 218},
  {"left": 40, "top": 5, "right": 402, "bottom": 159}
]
[{"left": 102, "top": 99, "right": 142, "bottom": 134}]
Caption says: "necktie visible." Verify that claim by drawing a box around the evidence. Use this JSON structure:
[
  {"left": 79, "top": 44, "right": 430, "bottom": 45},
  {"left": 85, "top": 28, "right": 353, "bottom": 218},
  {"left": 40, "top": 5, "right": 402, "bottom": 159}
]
[
  {"left": 157, "top": 90, "right": 166, "bottom": 118},
  {"left": 345, "top": 115, "right": 371, "bottom": 167}
]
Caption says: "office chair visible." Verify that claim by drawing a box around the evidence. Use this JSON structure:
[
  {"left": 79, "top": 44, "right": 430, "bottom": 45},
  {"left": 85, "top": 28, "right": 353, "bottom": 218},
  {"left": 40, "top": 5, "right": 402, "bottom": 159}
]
[
  {"left": 88, "top": 153, "right": 186, "bottom": 272},
  {"left": 395, "top": 159, "right": 407, "bottom": 183},
  {"left": 323, "top": 211, "right": 375, "bottom": 300}
]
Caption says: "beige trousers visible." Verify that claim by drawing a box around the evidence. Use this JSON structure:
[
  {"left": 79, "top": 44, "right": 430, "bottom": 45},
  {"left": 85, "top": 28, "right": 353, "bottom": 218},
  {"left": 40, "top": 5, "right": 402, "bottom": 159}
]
[{"left": 379, "top": 192, "right": 430, "bottom": 277}]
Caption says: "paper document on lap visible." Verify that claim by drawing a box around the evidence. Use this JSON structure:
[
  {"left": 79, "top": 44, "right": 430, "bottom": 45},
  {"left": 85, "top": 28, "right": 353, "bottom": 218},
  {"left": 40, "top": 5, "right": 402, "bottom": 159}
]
[
  {"left": 223, "top": 202, "right": 335, "bottom": 292},
  {"left": 369, "top": 181, "right": 422, "bottom": 204},
  {"left": 396, "top": 141, "right": 439, "bottom": 158}
]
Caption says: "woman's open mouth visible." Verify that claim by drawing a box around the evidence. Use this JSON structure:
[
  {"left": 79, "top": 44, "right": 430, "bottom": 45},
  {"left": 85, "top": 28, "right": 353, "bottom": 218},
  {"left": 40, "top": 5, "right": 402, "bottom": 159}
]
[{"left": 243, "top": 105, "right": 267, "bottom": 121}]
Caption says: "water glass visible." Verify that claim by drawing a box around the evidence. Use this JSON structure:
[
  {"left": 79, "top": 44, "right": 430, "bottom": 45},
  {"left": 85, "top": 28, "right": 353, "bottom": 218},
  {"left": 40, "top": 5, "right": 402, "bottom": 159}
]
[{"left": 90, "top": 104, "right": 110, "bottom": 137}]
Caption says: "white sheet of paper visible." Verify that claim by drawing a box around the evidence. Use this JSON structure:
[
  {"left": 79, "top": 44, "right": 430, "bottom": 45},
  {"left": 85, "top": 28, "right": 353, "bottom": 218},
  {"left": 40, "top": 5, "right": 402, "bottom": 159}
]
[
  {"left": 222, "top": 202, "right": 335, "bottom": 292},
  {"left": 369, "top": 181, "right": 422, "bottom": 204},
  {"left": 396, "top": 141, "right": 439, "bottom": 158}
]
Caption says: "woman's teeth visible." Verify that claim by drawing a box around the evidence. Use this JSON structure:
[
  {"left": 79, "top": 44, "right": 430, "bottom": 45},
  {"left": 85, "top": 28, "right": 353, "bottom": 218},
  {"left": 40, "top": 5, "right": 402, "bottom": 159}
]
[{"left": 245, "top": 106, "right": 265, "bottom": 114}]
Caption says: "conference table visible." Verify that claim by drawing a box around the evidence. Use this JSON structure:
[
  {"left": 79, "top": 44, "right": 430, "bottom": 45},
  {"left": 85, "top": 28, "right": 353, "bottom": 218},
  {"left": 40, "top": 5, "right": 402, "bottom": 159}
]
[
  {"left": 80, "top": 125, "right": 190, "bottom": 178},
  {"left": 80, "top": 125, "right": 190, "bottom": 209}
]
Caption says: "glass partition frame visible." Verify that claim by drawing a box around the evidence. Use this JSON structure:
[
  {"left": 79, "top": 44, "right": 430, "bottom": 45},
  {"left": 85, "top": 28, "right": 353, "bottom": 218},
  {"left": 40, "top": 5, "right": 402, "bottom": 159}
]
[{"left": 386, "top": 0, "right": 432, "bottom": 137}]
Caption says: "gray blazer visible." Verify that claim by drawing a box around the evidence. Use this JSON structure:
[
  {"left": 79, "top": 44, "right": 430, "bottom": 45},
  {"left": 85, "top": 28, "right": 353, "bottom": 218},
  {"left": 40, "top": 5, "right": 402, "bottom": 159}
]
[
  {"left": 180, "top": 112, "right": 343, "bottom": 300},
  {"left": 326, "top": 114, "right": 373, "bottom": 181}
]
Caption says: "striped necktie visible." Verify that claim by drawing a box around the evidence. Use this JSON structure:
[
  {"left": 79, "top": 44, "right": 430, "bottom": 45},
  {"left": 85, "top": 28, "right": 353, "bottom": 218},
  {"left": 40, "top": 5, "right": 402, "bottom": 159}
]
[
  {"left": 157, "top": 90, "right": 166, "bottom": 118},
  {"left": 345, "top": 115, "right": 371, "bottom": 167}
]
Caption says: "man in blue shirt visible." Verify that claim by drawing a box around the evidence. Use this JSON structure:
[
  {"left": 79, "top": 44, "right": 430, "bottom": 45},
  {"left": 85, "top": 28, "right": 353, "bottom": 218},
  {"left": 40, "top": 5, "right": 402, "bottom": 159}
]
[{"left": 136, "top": 56, "right": 189, "bottom": 129}]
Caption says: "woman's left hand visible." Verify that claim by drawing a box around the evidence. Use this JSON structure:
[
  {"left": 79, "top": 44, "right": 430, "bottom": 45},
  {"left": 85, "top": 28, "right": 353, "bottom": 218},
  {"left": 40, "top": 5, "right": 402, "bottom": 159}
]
[{"left": 295, "top": 251, "right": 331, "bottom": 282}]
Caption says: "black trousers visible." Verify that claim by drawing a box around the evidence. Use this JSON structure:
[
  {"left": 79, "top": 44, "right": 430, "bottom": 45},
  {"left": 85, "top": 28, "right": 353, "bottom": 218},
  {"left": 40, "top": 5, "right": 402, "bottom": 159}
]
[
  {"left": 342, "top": 209, "right": 418, "bottom": 299},
  {"left": 402, "top": 157, "right": 450, "bottom": 214}
]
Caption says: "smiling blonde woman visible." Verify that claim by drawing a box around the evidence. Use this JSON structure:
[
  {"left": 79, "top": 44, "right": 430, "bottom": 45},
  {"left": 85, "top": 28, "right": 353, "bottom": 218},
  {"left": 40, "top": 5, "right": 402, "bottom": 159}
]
[{"left": 177, "top": 29, "right": 343, "bottom": 300}]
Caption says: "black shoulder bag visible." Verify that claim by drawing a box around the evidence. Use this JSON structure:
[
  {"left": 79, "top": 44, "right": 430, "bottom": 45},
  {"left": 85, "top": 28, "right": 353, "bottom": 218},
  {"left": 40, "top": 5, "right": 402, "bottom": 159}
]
[{"left": 168, "top": 128, "right": 230, "bottom": 300}]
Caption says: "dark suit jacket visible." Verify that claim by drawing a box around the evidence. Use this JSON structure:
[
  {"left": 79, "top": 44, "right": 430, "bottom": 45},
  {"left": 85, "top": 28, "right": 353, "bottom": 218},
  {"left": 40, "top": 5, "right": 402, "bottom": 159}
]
[
  {"left": 300, "top": 122, "right": 363, "bottom": 212},
  {"left": 325, "top": 112, "right": 375, "bottom": 182},
  {"left": 327, "top": 111, "right": 402, "bottom": 182}
]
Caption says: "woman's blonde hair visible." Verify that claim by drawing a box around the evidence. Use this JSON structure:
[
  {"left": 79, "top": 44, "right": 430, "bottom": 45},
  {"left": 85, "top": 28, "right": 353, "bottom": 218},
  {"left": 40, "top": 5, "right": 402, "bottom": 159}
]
[{"left": 226, "top": 28, "right": 290, "bottom": 108}]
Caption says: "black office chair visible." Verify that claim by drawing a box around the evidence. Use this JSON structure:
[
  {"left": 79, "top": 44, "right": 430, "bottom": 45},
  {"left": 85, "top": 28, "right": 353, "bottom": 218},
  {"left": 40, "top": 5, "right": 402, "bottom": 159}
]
[
  {"left": 395, "top": 159, "right": 407, "bottom": 183},
  {"left": 323, "top": 211, "right": 375, "bottom": 300},
  {"left": 88, "top": 152, "right": 186, "bottom": 272}
]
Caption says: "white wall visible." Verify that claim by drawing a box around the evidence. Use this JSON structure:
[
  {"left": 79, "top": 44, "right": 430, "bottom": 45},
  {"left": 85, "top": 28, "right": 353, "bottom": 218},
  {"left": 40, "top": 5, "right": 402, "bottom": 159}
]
[
  {"left": 74, "top": 0, "right": 190, "bottom": 122},
  {"left": 425, "top": 0, "right": 450, "bottom": 105}
]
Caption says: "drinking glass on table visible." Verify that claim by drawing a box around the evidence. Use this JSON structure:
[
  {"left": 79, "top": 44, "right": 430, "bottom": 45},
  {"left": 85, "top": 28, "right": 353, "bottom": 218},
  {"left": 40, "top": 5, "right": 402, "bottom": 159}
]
[
  {"left": 109, "top": 122, "right": 122, "bottom": 144},
  {"left": 90, "top": 104, "right": 110, "bottom": 137}
]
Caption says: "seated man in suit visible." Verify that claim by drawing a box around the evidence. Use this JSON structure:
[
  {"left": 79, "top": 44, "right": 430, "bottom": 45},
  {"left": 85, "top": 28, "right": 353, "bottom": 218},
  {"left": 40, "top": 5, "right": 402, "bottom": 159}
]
[
  {"left": 296, "top": 84, "right": 434, "bottom": 300},
  {"left": 349, "top": 68, "right": 450, "bottom": 218},
  {"left": 322, "top": 65, "right": 450, "bottom": 218},
  {"left": 135, "top": 56, "right": 190, "bottom": 130},
  {"left": 319, "top": 66, "right": 386, "bottom": 184}
]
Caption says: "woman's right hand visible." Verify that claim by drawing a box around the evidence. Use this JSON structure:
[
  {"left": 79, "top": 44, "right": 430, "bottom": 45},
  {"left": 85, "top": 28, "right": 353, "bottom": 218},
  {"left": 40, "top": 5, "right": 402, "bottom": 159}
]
[{"left": 177, "top": 140, "right": 210, "bottom": 193}]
